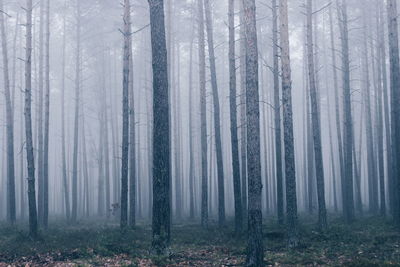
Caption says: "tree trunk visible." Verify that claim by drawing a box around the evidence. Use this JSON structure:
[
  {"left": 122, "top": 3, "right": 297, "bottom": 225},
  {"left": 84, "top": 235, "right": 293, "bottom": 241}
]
[
  {"left": 0, "top": 0, "right": 16, "bottom": 224},
  {"left": 37, "top": 0, "right": 45, "bottom": 226},
  {"left": 25, "top": 0, "right": 38, "bottom": 237},
  {"left": 42, "top": 0, "right": 50, "bottom": 228},
  {"left": 128, "top": 8, "right": 136, "bottom": 227},
  {"left": 239, "top": 0, "right": 248, "bottom": 224},
  {"left": 229, "top": 0, "right": 242, "bottom": 232},
  {"left": 61, "top": 0, "right": 70, "bottom": 221},
  {"left": 71, "top": 0, "right": 81, "bottom": 222},
  {"left": 271, "top": 0, "right": 283, "bottom": 225},
  {"left": 387, "top": 0, "right": 400, "bottom": 224},
  {"left": 148, "top": 0, "right": 170, "bottom": 254},
  {"left": 243, "top": 0, "right": 263, "bottom": 265},
  {"left": 338, "top": 0, "right": 354, "bottom": 223},
  {"left": 361, "top": 7, "right": 378, "bottom": 214},
  {"left": 197, "top": 0, "right": 208, "bottom": 228},
  {"left": 120, "top": 0, "right": 131, "bottom": 229},
  {"left": 204, "top": 0, "right": 225, "bottom": 226},
  {"left": 280, "top": 0, "right": 299, "bottom": 248},
  {"left": 306, "top": 0, "right": 327, "bottom": 230}
]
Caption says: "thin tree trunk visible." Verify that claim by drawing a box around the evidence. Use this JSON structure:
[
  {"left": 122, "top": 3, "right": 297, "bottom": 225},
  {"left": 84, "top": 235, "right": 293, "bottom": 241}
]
[
  {"left": 61, "top": 0, "right": 70, "bottom": 221},
  {"left": 71, "top": 0, "right": 81, "bottom": 222},
  {"left": 0, "top": 0, "right": 16, "bottom": 224},
  {"left": 120, "top": 0, "right": 131, "bottom": 229},
  {"left": 128, "top": 7, "right": 136, "bottom": 227},
  {"left": 204, "top": 0, "right": 225, "bottom": 226},
  {"left": 25, "top": 0, "right": 38, "bottom": 237},
  {"left": 229, "top": 0, "right": 242, "bottom": 232},
  {"left": 306, "top": 0, "right": 327, "bottom": 230},
  {"left": 197, "top": 0, "right": 208, "bottom": 228},
  {"left": 272, "top": 0, "right": 283, "bottom": 225},
  {"left": 361, "top": 7, "right": 378, "bottom": 214},
  {"left": 42, "top": 0, "right": 50, "bottom": 228},
  {"left": 280, "top": 0, "right": 299, "bottom": 248},
  {"left": 338, "top": 0, "right": 354, "bottom": 223}
]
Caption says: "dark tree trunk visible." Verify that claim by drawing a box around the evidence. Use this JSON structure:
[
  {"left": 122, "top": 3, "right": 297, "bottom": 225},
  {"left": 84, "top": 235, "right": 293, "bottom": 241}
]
[
  {"left": 272, "top": 0, "right": 283, "bottom": 225},
  {"left": 128, "top": 10, "right": 136, "bottom": 227},
  {"left": 306, "top": 0, "right": 327, "bottom": 231},
  {"left": 42, "top": 0, "right": 50, "bottom": 228},
  {"left": 120, "top": 0, "right": 131, "bottom": 229},
  {"left": 61, "top": 0, "right": 70, "bottom": 221},
  {"left": 229, "top": 0, "right": 243, "bottom": 232},
  {"left": 387, "top": 0, "right": 400, "bottom": 224},
  {"left": 338, "top": 0, "right": 354, "bottom": 223},
  {"left": 197, "top": 0, "right": 208, "bottom": 228},
  {"left": 280, "top": 0, "right": 299, "bottom": 248},
  {"left": 0, "top": 0, "right": 16, "bottom": 224},
  {"left": 243, "top": 0, "right": 263, "bottom": 264},
  {"left": 148, "top": 0, "right": 171, "bottom": 254},
  {"left": 204, "top": 0, "right": 225, "bottom": 226},
  {"left": 71, "top": 0, "right": 81, "bottom": 222},
  {"left": 25, "top": 0, "right": 38, "bottom": 238}
]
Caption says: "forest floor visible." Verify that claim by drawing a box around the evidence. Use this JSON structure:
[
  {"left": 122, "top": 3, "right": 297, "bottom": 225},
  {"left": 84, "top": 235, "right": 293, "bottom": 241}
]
[{"left": 0, "top": 215, "right": 399, "bottom": 266}]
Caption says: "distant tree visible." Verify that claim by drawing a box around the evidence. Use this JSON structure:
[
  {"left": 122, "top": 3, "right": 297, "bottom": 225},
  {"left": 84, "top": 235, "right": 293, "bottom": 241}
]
[
  {"left": 197, "top": 0, "right": 208, "bottom": 228},
  {"left": 0, "top": 0, "right": 16, "bottom": 224},
  {"left": 42, "top": 0, "right": 50, "bottom": 228},
  {"left": 204, "top": 0, "right": 225, "bottom": 227},
  {"left": 337, "top": 0, "right": 355, "bottom": 223},
  {"left": 71, "top": 0, "right": 81, "bottom": 223},
  {"left": 306, "top": 0, "right": 327, "bottom": 230},
  {"left": 148, "top": 0, "right": 171, "bottom": 254},
  {"left": 24, "top": 0, "right": 38, "bottom": 237},
  {"left": 120, "top": 0, "right": 131, "bottom": 229},
  {"left": 60, "top": 0, "right": 70, "bottom": 221},
  {"left": 280, "top": 0, "right": 299, "bottom": 247},
  {"left": 243, "top": 0, "right": 263, "bottom": 265},
  {"left": 228, "top": 0, "right": 242, "bottom": 232}
]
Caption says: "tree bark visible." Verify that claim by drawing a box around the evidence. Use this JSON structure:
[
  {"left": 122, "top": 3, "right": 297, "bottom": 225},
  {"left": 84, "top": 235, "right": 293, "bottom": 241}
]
[
  {"left": 197, "top": 0, "right": 208, "bottom": 228},
  {"left": 148, "top": 0, "right": 170, "bottom": 254},
  {"left": 25, "top": 0, "right": 38, "bottom": 237},
  {"left": 0, "top": 0, "right": 16, "bottom": 224},
  {"left": 229, "top": 0, "right": 243, "bottom": 232},
  {"left": 337, "top": 0, "right": 354, "bottom": 223},
  {"left": 71, "top": 0, "right": 81, "bottom": 222},
  {"left": 243, "top": 0, "right": 263, "bottom": 265},
  {"left": 120, "top": 0, "right": 131, "bottom": 229},
  {"left": 280, "top": 0, "right": 299, "bottom": 247},
  {"left": 306, "top": 0, "right": 327, "bottom": 230}
]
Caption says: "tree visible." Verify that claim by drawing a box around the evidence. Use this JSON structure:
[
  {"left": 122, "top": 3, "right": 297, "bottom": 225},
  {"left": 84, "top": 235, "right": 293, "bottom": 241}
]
[
  {"left": 0, "top": 0, "right": 16, "bottom": 224},
  {"left": 71, "top": 0, "right": 81, "bottom": 223},
  {"left": 120, "top": 0, "right": 131, "bottom": 229},
  {"left": 306, "top": 0, "right": 327, "bottom": 230},
  {"left": 197, "top": 0, "right": 208, "bottom": 228},
  {"left": 387, "top": 0, "right": 400, "bottom": 224},
  {"left": 42, "top": 0, "right": 50, "bottom": 228},
  {"left": 24, "top": 0, "right": 38, "bottom": 237},
  {"left": 128, "top": 3, "right": 136, "bottom": 227},
  {"left": 337, "top": 0, "right": 354, "bottom": 223},
  {"left": 272, "top": 0, "right": 283, "bottom": 225},
  {"left": 228, "top": 0, "right": 243, "bottom": 232},
  {"left": 148, "top": 0, "right": 170, "bottom": 254},
  {"left": 243, "top": 0, "right": 263, "bottom": 265},
  {"left": 280, "top": 0, "right": 299, "bottom": 247},
  {"left": 204, "top": 0, "right": 225, "bottom": 227},
  {"left": 60, "top": 0, "right": 70, "bottom": 221}
]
